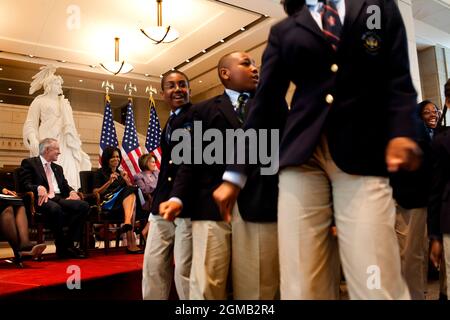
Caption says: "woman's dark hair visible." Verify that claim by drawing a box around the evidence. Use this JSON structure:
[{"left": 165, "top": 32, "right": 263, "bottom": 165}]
[
  {"left": 101, "top": 146, "right": 122, "bottom": 170},
  {"left": 138, "top": 153, "right": 156, "bottom": 171},
  {"left": 281, "top": 0, "right": 305, "bottom": 16}
]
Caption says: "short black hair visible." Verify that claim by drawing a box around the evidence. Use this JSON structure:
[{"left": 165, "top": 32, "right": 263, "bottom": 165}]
[
  {"left": 281, "top": 0, "right": 305, "bottom": 16},
  {"left": 417, "top": 100, "right": 438, "bottom": 118},
  {"left": 161, "top": 70, "right": 190, "bottom": 90},
  {"left": 101, "top": 146, "right": 122, "bottom": 171},
  {"left": 217, "top": 51, "right": 240, "bottom": 84}
]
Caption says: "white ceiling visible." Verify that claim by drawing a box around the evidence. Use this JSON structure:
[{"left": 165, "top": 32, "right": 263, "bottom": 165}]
[
  {"left": 412, "top": 0, "right": 450, "bottom": 49},
  {"left": 0, "top": 0, "right": 285, "bottom": 105}
]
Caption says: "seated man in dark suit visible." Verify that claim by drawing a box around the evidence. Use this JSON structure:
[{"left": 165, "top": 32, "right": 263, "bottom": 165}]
[{"left": 20, "top": 138, "right": 89, "bottom": 258}]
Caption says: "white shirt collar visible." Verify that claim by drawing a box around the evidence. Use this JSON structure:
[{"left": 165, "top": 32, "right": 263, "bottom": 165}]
[
  {"left": 40, "top": 155, "right": 50, "bottom": 167},
  {"left": 170, "top": 107, "right": 183, "bottom": 117},
  {"left": 225, "top": 89, "right": 250, "bottom": 107}
]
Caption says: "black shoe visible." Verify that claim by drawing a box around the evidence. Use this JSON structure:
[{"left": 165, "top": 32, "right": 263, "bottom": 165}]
[
  {"left": 67, "top": 247, "right": 86, "bottom": 259},
  {"left": 126, "top": 248, "right": 144, "bottom": 254},
  {"left": 7, "top": 253, "right": 24, "bottom": 268},
  {"left": 57, "top": 247, "right": 86, "bottom": 259}
]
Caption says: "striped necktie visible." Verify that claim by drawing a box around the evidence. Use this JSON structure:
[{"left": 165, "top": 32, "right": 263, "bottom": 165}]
[
  {"left": 235, "top": 93, "right": 249, "bottom": 124},
  {"left": 165, "top": 112, "right": 176, "bottom": 144},
  {"left": 321, "top": 0, "right": 342, "bottom": 51}
]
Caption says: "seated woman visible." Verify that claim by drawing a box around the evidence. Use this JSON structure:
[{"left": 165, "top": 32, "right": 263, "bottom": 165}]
[
  {"left": 133, "top": 153, "right": 159, "bottom": 239},
  {"left": 0, "top": 186, "right": 46, "bottom": 267},
  {"left": 93, "top": 146, "right": 143, "bottom": 254}
]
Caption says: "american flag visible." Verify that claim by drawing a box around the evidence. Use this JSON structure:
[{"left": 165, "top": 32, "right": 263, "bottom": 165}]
[
  {"left": 120, "top": 100, "right": 142, "bottom": 181},
  {"left": 145, "top": 100, "right": 162, "bottom": 169},
  {"left": 99, "top": 100, "right": 119, "bottom": 166}
]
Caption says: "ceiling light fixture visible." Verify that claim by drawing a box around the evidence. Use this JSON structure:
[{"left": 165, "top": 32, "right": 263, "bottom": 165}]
[
  {"left": 141, "top": 0, "right": 179, "bottom": 44},
  {"left": 100, "top": 37, "right": 134, "bottom": 75}
]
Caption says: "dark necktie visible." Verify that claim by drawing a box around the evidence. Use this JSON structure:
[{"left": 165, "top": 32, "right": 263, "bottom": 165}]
[
  {"left": 235, "top": 93, "right": 249, "bottom": 124},
  {"left": 321, "top": 0, "right": 342, "bottom": 51},
  {"left": 428, "top": 127, "right": 434, "bottom": 140},
  {"left": 165, "top": 112, "right": 176, "bottom": 144}
]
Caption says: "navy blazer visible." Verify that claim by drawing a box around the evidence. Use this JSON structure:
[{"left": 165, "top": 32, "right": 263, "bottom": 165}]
[
  {"left": 390, "top": 121, "right": 433, "bottom": 209},
  {"left": 170, "top": 93, "right": 278, "bottom": 222},
  {"left": 239, "top": 0, "right": 417, "bottom": 177},
  {"left": 428, "top": 128, "right": 450, "bottom": 237},
  {"left": 150, "top": 103, "right": 194, "bottom": 218},
  {"left": 20, "top": 156, "right": 73, "bottom": 199}
]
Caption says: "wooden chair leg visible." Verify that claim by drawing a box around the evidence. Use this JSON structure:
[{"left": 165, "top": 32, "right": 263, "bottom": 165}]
[
  {"left": 103, "top": 222, "right": 109, "bottom": 253},
  {"left": 83, "top": 222, "right": 90, "bottom": 255},
  {"left": 37, "top": 223, "right": 44, "bottom": 244}
]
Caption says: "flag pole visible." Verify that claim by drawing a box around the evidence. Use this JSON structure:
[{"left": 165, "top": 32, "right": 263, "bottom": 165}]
[
  {"left": 102, "top": 80, "right": 114, "bottom": 103},
  {"left": 145, "top": 85, "right": 157, "bottom": 108},
  {"left": 124, "top": 82, "right": 137, "bottom": 103}
]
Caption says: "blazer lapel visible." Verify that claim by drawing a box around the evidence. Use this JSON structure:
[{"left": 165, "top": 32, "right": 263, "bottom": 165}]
[
  {"left": 341, "top": 0, "right": 366, "bottom": 39},
  {"left": 35, "top": 157, "right": 48, "bottom": 184},
  {"left": 217, "top": 93, "right": 242, "bottom": 129},
  {"left": 294, "top": 5, "right": 328, "bottom": 45}
]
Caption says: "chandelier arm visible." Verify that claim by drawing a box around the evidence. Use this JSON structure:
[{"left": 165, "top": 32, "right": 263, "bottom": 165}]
[
  {"left": 100, "top": 61, "right": 125, "bottom": 76},
  {"left": 140, "top": 26, "right": 171, "bottom": 44}
]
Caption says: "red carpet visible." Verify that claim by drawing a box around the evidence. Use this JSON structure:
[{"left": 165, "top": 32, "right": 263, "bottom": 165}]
[{"left": 0, "top": 250, "right": 144, "bottom": 299}]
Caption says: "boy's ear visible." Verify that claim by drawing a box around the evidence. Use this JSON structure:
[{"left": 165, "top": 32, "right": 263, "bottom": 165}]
[{"left": 219, "top": 67, "right": 230, "bottom": 81}]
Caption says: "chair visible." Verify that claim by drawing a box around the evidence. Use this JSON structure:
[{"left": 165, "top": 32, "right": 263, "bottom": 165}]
[
  {"left": 14, "top": 167, "right": 86, "bottom": 252},
  {"left": 13, "top": 168, "right": 46, "bottom": 245},
  {"left": 79, "top": 170, "right": 137, "bottom": 253}
]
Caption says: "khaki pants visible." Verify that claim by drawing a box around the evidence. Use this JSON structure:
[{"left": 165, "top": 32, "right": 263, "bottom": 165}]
[
  {"left": 395, "top": 206, "right": 427, "bottom": 299},
  {"left": 277, "top": 136, "right": 410, "bottom": 300},
  {"left": 231, "top": 208, "right": 279, "bottom": 299},
  {"left": 189, "top": 208, "right": 280, "bottom": 300},
  {"left": 189, "top": 220, "right": 231, "bottom": 300},
  {"left": 444, "top": 235, "right": 450, "bottom": 297},
  {"left": 142, "top": 215, "right": 192, "bottom": 300}
]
